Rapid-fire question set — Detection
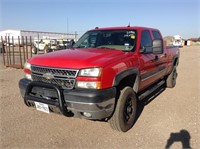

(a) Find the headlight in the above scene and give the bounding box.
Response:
[24,62,32,80]
[79,68,102,77]
[76,81,101,89]
[24,62,31,70]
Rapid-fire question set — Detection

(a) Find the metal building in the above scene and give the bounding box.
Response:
[0,29,78,42]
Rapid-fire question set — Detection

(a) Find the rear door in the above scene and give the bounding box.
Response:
[152,30,168,78]
[139,30,163,90]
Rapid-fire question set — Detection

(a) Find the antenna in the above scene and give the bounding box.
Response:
[127,22,130,27]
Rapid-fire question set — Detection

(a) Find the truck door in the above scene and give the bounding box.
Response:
[152,30,168,79]
[139,30,162,90]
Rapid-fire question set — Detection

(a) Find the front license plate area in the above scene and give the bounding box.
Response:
[34,102,50,113]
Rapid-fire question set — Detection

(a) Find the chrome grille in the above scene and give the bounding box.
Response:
[31,65,78,89]
[31,66,78,77]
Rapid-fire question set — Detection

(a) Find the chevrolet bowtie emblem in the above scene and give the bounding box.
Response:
[43,73,54,80]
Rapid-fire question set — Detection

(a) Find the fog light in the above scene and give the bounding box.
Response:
[25,73,32,80]
[83,112,92,118]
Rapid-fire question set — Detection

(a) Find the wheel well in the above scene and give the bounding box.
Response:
[117,74,137,91]
[114,74,138,107]
[173,58,179,66]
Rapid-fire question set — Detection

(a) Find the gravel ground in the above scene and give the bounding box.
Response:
[0,46,199,149]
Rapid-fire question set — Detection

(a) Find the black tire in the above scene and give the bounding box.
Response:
[44,46,51,53]
[109,87,137,132]
[32,47,37,54]
[166,67,177,88]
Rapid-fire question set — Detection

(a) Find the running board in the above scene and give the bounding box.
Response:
[138,80,165,100]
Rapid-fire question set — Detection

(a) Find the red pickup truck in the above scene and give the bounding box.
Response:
[19,26,179,132]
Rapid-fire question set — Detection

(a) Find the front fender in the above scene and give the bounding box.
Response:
[112,68,139,93]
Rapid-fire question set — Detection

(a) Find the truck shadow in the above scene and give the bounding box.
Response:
[165,129,192,149]
[135,84,166,124]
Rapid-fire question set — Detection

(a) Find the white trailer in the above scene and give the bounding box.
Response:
[173,35,183,47]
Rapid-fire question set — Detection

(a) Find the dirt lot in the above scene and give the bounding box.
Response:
[0,46,199,149]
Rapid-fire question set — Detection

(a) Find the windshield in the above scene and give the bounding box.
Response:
[73,30,136,51]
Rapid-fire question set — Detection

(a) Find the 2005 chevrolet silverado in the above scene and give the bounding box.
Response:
[19,26,179,132]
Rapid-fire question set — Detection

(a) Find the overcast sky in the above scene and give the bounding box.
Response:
[0,0,199,39]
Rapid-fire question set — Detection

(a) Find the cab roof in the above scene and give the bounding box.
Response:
[90,26,159,31]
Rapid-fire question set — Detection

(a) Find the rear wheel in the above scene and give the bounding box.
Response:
[109,87,137,132]
[166,67,177,88]
[44,46,51,53]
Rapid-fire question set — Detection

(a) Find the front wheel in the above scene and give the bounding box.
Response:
[109,87,137,132]
[32,47,37,54]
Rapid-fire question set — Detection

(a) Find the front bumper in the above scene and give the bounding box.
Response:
[19,78,116,120]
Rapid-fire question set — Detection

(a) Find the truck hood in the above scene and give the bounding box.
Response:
[29,48,127,69]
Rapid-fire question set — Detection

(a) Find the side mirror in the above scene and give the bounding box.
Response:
[153,39,163,54]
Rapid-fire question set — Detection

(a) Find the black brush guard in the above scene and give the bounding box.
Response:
[24,81,69,116]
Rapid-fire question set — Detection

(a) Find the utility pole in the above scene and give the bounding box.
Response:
[75,31,77,41]
[67,17,69,39]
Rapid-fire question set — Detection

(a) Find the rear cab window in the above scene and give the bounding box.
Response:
[152,30,162,40]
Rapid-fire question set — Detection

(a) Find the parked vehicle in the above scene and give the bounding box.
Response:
[32,39,50,54]
[57,39,70,47]
[173,35,183,47]
[32,39,74,54]
[19,26,179,132]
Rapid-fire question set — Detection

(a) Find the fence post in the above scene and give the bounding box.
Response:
[22,36,25,63]
[8,36,12,65]
[30,36,32,58]
[5,36,9,66]
[12,36,15,65]
[25,36,28,59]
[18,36,23,69]
[1,36,5,66]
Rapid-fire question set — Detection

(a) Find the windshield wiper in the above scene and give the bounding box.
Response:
[97,46,117,50]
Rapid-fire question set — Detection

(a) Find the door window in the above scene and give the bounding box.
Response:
[140,30,152,53]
